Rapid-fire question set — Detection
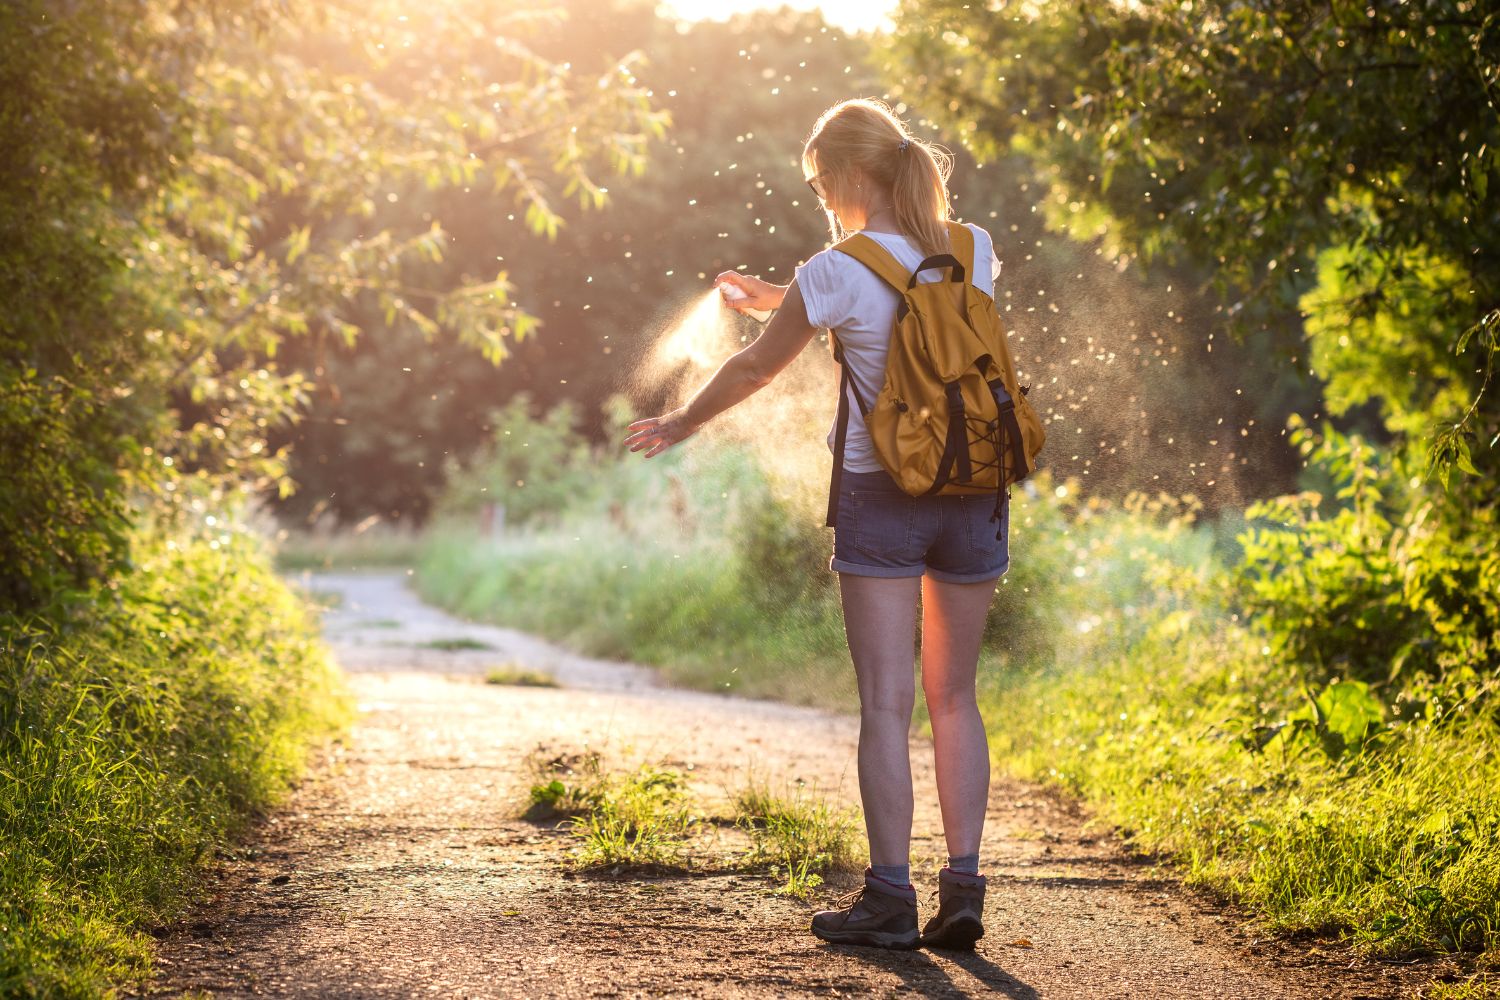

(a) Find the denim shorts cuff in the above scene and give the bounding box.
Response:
[828,556,926,579]
[925,560,1010,584]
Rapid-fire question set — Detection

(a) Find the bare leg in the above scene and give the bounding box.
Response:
[919,575,996,861]
[838,573,920,869]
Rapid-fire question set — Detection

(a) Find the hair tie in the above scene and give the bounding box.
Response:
[898,137,911,152]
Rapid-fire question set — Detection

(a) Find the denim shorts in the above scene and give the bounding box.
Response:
[830,469,1011,583]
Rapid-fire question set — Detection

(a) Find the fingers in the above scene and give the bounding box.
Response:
[624,412,695,458]
[623,429,658,452]
[623,416,669,456]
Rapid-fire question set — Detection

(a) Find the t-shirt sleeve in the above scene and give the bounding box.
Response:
[964,222,1002,296]
[794,249,861,330]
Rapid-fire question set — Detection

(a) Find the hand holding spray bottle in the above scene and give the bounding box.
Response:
[717,280,773,323]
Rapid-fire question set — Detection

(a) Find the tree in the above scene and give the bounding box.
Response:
[270,2,1310,524]
[0,0,666,610]
[880,0,1498,479]
[879,0,1500,683]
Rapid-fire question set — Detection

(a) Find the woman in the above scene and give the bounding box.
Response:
[623,98,1002,952]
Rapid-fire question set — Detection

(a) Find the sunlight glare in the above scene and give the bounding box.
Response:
[656,0,897,34]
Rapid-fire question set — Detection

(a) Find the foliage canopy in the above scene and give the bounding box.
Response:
[0,0,666,610]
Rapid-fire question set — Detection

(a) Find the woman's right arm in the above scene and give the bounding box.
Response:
[714,270,786,315]
[624,280,818,458]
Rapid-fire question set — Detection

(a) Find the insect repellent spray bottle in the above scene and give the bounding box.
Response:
[718,281,773,323]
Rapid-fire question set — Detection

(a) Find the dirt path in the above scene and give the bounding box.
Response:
[144,571,1447,999]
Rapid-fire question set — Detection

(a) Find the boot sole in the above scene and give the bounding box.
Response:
[811,925,921,950]
[919,915,984,951]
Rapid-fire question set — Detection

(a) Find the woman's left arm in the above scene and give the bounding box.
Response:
[625,280,819,458]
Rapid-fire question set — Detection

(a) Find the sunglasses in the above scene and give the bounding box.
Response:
[805,172,828,199]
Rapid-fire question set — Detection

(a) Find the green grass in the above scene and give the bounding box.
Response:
[570,764,697,871]
[484,664,558,687]
[273,522,427,571]
[525,751,858,889]
[0,521,348,998]
[523,748,607,820]
[421,636,495,652]
[523,750,696,870]
[733,779,861,898]
[981,581,1500,963]
[1428,971,1500,999]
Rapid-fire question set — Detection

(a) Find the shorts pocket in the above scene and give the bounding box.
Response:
[847,491,917,560]
[960,494,1008,555]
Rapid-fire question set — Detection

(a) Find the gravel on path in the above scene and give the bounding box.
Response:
[142,571,1449,999]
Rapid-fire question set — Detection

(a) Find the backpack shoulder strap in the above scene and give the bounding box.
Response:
[832,234,911,294]
[946,221,977,279]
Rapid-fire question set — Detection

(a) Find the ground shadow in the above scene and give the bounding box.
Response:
[820,943,1041,999]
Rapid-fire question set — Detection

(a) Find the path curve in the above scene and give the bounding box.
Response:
[142,571,1442,999]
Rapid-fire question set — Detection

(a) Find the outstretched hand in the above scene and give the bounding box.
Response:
[624,409,700,459]
[715,271,784,315]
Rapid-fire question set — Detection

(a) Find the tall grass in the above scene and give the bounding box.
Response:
[989,613,1500,957]
[417,432,854,706]
[0,521,348,997]
[978,491,1500,960]
[271,520,427,571]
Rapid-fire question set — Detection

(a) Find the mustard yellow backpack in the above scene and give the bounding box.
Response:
[826,221,1046,538]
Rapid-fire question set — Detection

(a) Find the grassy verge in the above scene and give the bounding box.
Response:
[985,612,1500,959]
[523,749,858,894]
[0,521,348,997]
[416,442,855,708]
[272,521,426,572]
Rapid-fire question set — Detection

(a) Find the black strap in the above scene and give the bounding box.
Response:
[923,381,969,495]
[826,338,869,529]
[949,383,972,483]
[908,254,966,288]
[989,378,1030,484]
[897,254,969,324]
[991,408,1009,539]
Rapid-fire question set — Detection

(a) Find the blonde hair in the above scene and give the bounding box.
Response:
[802,98,954,258]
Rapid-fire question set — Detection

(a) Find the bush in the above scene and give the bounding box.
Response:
[986,551,1500,958]
[435,394,595,528]
[1240,418,1500,693]
[0,520,347,997]
[416,396,855,703]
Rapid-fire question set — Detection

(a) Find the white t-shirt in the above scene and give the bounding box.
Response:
[795,223,1002,473]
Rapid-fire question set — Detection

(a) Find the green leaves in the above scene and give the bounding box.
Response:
[1427,308,1499,491]
[3,0,670,608]
[1241,418,1500,689]
[1238,679,1388,763]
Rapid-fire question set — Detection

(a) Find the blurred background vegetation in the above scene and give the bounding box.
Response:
[2,0,1497,995]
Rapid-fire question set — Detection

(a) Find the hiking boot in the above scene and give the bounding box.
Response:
[810,869,920,949]
[920,867,986,950]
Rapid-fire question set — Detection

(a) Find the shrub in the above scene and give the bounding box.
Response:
[1240,418,1500,693]
[0,520,347,996]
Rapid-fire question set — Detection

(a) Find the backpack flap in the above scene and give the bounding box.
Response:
[828,224,1047,509]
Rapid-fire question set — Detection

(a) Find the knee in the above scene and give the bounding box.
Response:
[923,680,978,719]
[860,683,916,722]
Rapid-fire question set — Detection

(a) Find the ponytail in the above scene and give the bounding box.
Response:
[892,137,954,259]
[803,99,954,258]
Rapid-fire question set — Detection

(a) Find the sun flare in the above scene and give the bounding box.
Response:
[656,0,896,34]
